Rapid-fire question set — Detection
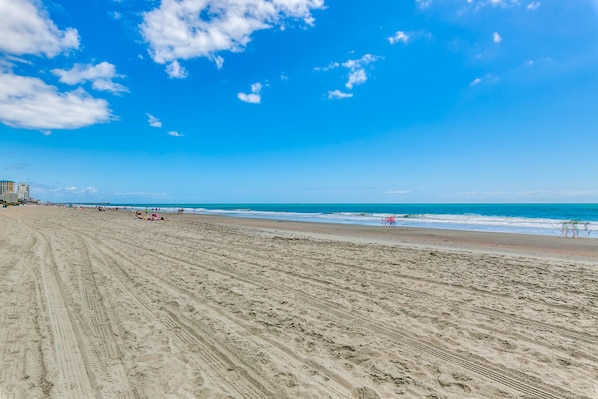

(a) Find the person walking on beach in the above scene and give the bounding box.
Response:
[572,221,579,238]
[560,222,570,238]
[583,222,591,238]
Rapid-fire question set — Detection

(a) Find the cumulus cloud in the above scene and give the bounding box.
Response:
[342,54,382,89]
[316,54,382,96]
[167,130,184,137]
[327,89,353,100]
[147,113,162,128]
[237,82,262,104]
[470,77,482,86]
[342,54,381,70]
[493,32,502,43]
[0,0,79,57]
[345,69,367,89]
[140,0,325,74]
[51,62,128,94]
[389,31,409,44]
[165,60,188,79]
[0,72,111,130]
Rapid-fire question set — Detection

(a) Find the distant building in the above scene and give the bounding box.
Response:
[17,183,30,201]
[0,180,15,194]
[0,181,33,204]
[1,193,18,203]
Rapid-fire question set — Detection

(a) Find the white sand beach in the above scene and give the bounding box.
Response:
[1,205,597,399]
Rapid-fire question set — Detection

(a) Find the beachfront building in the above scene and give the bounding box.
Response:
[1,193,18,204]
[17,183,30,202]
[0,180,15,195]
[1,180,33,204]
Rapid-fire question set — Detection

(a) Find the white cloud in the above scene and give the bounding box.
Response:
[167,130,184,137]
[237,82,262,104]
[51,62,128,94]
[316,54,381,95]
[327,89,353,100]
[211,55,224,69]
[165,60,188,79]
[527,2,540,10]
[147,113,162,128]
[342,54,381,90]
[4,55,33,66]
[0,0,79,57]
[469,74,497,86]
[0,72,111,130]
[0,56,32,72]
[140,0,325,71]
[493,32,502,43]
[342,54,381,70]
[464,0,520,10]
[313,61,340,72]
[345,69,367,89]
[389,31,409,45]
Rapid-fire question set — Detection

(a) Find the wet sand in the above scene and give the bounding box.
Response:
[1,205,597,398]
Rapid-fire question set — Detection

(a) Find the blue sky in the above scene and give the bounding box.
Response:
[1,0,597,203]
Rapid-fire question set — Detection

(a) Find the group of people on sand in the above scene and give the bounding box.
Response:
[135,210,166,221]
[560,221,591,238]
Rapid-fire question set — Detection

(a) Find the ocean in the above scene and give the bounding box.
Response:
[95,203,598,238]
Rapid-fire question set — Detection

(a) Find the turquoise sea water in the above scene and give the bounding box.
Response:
[92,203,598,238]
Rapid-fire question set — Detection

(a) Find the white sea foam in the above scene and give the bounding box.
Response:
[167,208,596,237]
[87,204,597,238]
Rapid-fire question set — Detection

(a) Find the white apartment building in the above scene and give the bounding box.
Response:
[1,181,32,203]
[17,183,30,201]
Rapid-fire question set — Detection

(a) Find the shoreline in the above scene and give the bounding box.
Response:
[169,210,598,264]
[71,202,598,239]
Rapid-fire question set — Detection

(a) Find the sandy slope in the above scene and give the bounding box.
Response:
[1,206,597,399]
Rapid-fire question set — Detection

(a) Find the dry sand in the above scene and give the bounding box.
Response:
[1,205,597,399]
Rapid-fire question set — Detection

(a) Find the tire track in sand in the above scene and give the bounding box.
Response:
[0,230,41,399]
[66,223,362,399]
[80,226,586,399]
[20,222,98,399]
[45,214,593,399]
[103,227,598,353]
[198,236,598,348]
[80,231,283,399]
